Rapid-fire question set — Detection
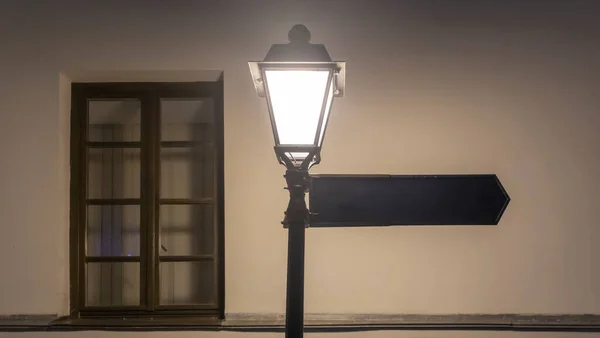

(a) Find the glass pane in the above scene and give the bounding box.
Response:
[317,79,335,147]
[161,99,214,142]
[264,69,330,145]
[87,205,140,257]
[161,146,214,199]
[88,99,141,142]
[159,205,213,256]
[87,148,140,199]
[86,262,140,306]
[160,261,214,305]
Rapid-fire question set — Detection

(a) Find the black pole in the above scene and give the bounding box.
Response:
[283,168,310,338]
[285,214,305,338]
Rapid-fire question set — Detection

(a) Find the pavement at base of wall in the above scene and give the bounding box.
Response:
[2,313,600,332]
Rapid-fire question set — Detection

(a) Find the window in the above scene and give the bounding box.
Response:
[69,81,224,320]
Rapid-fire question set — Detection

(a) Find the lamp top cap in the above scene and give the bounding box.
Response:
[288,24,311,44]
[262,24,331,62]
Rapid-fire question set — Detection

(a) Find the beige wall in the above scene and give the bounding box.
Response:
[0,0,599,320]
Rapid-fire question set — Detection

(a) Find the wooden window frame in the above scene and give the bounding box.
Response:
[69,80,225,321]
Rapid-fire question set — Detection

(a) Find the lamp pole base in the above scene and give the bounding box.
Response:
[285,218,306,338]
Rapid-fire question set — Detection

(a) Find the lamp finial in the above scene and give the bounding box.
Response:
[288,24,311,44]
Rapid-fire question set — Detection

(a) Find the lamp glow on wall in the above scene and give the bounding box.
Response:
[249,24,346,169]
[249,24,346,338]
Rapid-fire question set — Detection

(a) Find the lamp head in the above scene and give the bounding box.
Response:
[249,25,346,169]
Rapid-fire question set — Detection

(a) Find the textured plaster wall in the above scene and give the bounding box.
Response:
[0,0,599,318]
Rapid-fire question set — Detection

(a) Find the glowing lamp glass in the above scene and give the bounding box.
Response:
[264,69,334,161]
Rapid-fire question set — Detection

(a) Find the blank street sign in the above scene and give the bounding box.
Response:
[308,174,510,227]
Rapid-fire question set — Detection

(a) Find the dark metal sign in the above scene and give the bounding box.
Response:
[308,174,510,227]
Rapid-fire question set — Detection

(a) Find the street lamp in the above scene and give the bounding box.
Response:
[249,24,345,338]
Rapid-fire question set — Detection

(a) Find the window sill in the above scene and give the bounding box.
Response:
[52,315,223,329]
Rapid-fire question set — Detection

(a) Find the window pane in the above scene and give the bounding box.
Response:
[87,148,140,199]
[160,146,214,199]
[86,262,140,306]
[87,205,140,257]
[161,99,214,142]
[159,205,213,256]
[160,261,214,305]
[88,99,141,142]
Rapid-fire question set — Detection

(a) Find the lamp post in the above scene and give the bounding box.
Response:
[249,24,346,338]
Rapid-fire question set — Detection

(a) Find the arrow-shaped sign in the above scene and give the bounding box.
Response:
[308,174,510,227]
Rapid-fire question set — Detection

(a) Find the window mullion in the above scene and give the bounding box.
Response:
[151,92,162,310]
[140,92,160,310]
